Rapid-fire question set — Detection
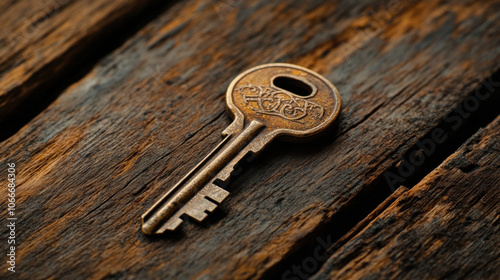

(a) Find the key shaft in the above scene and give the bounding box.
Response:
[142,120,265,234]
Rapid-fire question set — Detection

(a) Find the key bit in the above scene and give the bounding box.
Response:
[141,63,341,234]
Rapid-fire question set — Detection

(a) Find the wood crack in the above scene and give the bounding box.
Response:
[262,70,500,280]
[0,0,179,143]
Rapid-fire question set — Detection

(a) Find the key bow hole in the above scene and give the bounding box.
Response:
[271,74,316,97]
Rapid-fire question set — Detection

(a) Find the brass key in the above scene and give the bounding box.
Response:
[141,63,341,234]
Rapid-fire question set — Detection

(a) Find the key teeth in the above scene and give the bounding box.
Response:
[142,216,183,235]
[186,197,215,222]
[159,217,183,233]
[202,184,230,203]
[183,184,229,223]
[142,184,230,234]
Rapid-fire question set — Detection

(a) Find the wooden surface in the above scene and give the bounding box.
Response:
[0,0,499,279]
[312,115,500,280]
[0,0,168,140]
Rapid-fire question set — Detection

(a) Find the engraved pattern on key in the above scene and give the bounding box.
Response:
[141,63,341,234]
[237,84,325,122]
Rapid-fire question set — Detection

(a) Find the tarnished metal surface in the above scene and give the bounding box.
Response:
[141,63,341,234]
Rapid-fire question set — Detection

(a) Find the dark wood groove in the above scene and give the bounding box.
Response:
[263,70,500,279]
[0,0,178,143]
[0,1,499,279]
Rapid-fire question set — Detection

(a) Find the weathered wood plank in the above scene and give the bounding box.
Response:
[0,0,170,139]
[0,0,499,279]
[311,115,500,280]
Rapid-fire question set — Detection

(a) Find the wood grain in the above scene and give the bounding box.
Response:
[0,0,499,279]
[311,115,500,280]
[0,0,169,139]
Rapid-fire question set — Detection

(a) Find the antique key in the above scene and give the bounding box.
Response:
[141,63,341,234]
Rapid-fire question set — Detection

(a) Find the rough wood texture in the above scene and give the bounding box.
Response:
[0,0,167,137]
[312,115,500,280]
[0,0,499,279]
